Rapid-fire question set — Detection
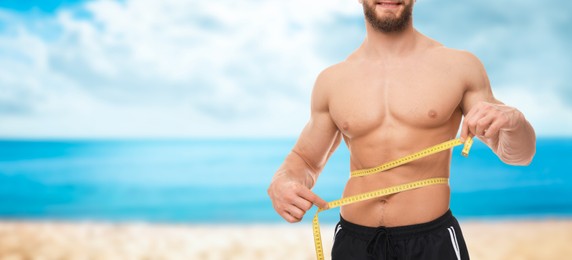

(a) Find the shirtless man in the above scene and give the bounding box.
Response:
[267,0,536,259]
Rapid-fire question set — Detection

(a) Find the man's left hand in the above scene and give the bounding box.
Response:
[460,101,524,142]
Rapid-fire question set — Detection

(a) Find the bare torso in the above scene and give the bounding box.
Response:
[327,37,466,227]
[268,3,534,232]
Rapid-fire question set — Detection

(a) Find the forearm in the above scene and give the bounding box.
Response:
[272,132,341,189]
[272,151,320,189]
[495,112,536,165]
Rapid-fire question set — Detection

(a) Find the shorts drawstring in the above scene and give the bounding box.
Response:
[366,226,394,259]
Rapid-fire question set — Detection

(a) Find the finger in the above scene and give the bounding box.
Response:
[282,210,300,223]
[461,104,481,140]
[292,196,314,212]
[460,120,476,141]
[460,117,470,141]
[285,205,305,221]
[465,103,482,119]
[475,115,494,137]
[297,188,329,209]
[484,118,504,139]
[466,108,487,138]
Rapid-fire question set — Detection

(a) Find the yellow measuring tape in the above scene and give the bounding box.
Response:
[312,137,474,260]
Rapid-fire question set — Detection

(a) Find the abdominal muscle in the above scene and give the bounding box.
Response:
[339,152,453,228]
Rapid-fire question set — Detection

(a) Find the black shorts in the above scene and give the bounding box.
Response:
[331,210,469,260]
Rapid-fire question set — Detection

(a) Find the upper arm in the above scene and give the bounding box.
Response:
[459,51,502,115]
[291,67,341,173]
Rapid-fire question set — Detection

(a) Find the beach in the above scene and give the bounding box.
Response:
[1,219,571,260]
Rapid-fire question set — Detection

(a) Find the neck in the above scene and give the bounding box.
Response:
[361,21,419,59]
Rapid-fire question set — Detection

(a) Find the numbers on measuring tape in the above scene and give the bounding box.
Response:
[350,139,470,177]
[311,137,474,260]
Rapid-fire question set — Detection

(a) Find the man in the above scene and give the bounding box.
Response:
[267,0,536,259]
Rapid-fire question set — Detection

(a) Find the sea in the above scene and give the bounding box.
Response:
[0,138,570,224]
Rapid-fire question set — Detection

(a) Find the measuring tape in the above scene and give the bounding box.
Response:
[312,136,474,260]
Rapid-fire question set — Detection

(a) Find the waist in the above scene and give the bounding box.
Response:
[338,209,456,241]
[340,180,451,227]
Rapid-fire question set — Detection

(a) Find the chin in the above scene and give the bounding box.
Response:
[377,12,398,19]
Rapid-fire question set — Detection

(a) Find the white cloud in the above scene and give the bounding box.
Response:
[0,0,570,138]
[0,0,362,138]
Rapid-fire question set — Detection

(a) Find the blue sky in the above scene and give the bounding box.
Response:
[0,0,570,138]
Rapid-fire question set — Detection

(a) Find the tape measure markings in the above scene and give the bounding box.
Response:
[351,139,466,177]
[312,137,474,260]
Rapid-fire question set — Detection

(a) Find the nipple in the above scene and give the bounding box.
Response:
[341,122,350,131]
[428,109,438,119]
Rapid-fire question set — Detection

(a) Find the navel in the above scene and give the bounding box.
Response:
[428,109,438,119]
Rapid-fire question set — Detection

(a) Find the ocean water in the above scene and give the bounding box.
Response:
[0,138,570,224]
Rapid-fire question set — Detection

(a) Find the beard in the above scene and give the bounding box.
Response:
[363,1,413,33]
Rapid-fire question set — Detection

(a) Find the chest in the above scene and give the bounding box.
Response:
[328,65,464,138]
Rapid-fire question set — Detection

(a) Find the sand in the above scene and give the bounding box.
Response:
[0,219,571,260]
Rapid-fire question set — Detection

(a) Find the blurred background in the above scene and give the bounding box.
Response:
[0,0,571,259]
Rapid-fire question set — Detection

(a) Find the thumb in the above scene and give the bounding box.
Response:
[460,118,470,142]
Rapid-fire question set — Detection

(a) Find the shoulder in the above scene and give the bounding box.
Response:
[310,61,354,111]
[316,61,352,81]
[415,33,485,73]
[310,63,342,110]
[313,61,354,92]
[429,46,484,69]
[429,47,489,87]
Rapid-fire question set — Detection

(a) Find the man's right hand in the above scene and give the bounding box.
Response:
[267,176,329,223]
